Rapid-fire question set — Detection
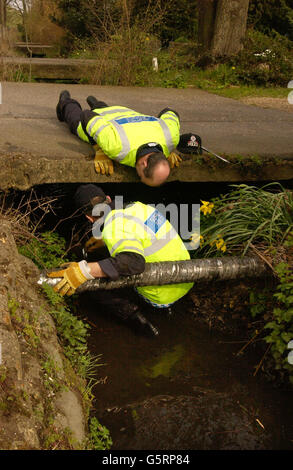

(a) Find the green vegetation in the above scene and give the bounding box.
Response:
[63,31,291,103]
[18,231,70,270]
[194,183,293,257]
[53,0,198,47]
[87,417,113,450]
[264,257,293,384]
[3,0,292,98]
[66,26,292,90]
[41,355,65,394]
[8,296,41,349]
[191,183,293,385]
[18,231,92,379]
[230,29,293,87]
[41,283,98,382]
[248,0,293,42]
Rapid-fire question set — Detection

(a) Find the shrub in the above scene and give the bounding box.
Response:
[87,417,112,450]
[230,29,293,86]
[18,231,70,270]
[84,26,160,86]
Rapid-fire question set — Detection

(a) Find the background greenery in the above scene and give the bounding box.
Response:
[191,183,293,385]
[3,0,293,90]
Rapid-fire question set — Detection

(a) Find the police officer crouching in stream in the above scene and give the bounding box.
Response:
[48,184,194,337]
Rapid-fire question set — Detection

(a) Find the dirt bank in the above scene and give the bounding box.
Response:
[0,218,87,449]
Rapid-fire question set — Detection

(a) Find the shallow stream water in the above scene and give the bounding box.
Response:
[81,298,293,450]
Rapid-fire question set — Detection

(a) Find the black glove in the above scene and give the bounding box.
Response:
[177,133,202,155]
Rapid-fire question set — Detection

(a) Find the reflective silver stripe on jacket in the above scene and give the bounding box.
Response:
[87,114,131,152]
[109,238,144,256]
[143,226,178,256]
[87,115,130,159]
[104,212,154,237]
[109,120,131,162]
[104,211,178,257]
[93,124,111,141]
[87,116,101,134]
[99,108,132,116]
[163,111,179,124]
[109,116,176,162]
[89,110,175,161]
[87,116,110,140]
[159,119,176,153]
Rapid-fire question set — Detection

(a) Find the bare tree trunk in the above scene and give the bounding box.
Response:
[197,0,249,61]
[211,0,249,56]
[75,257,271,293]
[197,0,218,53]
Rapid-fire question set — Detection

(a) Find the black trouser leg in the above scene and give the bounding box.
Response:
[79,288,160,336]
[92,100,108,108]
[99,289,140,320]
[79,288,140,320]
[59,96,109,136]
[61,98,83,136]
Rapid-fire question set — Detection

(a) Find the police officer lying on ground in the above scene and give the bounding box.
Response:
[48,184,194,336]
[56,91,198,187]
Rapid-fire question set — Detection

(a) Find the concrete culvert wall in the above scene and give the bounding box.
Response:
[1,152,293,191]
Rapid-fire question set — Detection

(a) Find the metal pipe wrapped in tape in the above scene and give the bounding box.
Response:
[76,257,270,293]
[38,272,62,287]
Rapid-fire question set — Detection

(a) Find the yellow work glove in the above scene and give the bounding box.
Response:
[47,260,94,296]
[93,146,114,175]
[84,236,104,253]
[168,152,183,168]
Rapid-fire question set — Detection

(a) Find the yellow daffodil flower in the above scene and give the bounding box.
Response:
[200,200,214,216]
[215,238,225,250]
[220,244,227,253]
[210,236,227,252]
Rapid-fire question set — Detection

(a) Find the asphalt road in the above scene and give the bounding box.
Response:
[1,82,293,161]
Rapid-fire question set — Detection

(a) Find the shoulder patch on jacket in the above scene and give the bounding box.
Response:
[115,116,158,125]
[144,209,166,234]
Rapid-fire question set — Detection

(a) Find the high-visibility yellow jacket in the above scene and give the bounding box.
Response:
[77,106,180,167]
[101,201,194,306]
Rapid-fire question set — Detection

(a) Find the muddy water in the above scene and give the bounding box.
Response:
[81,298,293,450]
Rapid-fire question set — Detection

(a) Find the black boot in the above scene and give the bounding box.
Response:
[86,95,100,111]
[56,90,71,122]
[128,311,159,337]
